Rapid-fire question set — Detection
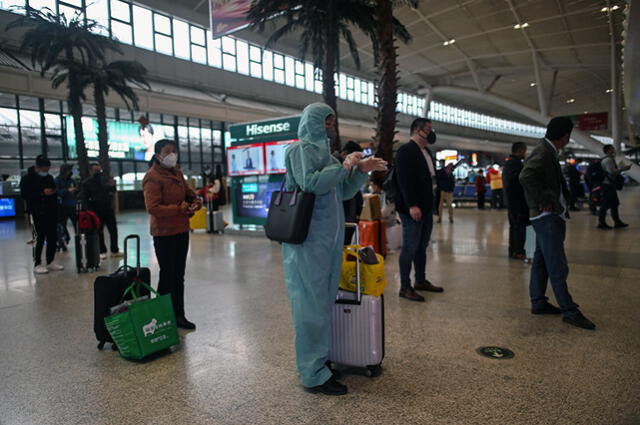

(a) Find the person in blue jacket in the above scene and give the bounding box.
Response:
[282,102,387,395]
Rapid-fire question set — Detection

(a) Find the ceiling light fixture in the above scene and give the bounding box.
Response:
[606,88,613,93]
[443,39,456,46]
[530,82,536,87]
[601,5,620,12]
[514,22,529,29]
[566,98,575,103]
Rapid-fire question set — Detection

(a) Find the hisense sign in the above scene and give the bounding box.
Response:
[246,122,291,136]
[230,116,300,142]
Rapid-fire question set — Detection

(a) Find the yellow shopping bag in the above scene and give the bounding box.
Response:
[339,245,387,297]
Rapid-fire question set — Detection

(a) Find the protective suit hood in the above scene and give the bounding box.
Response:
[297,102,335,152]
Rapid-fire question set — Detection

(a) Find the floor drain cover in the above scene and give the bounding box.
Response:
[477,346,514,359]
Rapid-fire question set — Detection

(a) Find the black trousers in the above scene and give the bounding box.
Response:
[58,205,76,243]
[477,192,485,209]
[33,214,57,266]
[598,184,621,224]
[96,208,119,254]
[492,189,504,209]
[508,210,527,256]
[153,232,190,318]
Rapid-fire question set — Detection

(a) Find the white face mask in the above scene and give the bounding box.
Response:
[160,153,178,168]
[37,171,48,177]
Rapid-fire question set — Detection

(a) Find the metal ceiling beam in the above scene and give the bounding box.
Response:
[397,6,609,62]
[414,43,611,74]
[192,0,207,12]
[505,0,547,116]
[485,75,501,92]
[410,8,483,92]
[444,63,610,79]
[547,69,558,115]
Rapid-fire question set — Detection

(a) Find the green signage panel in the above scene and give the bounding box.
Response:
[229,116,300,145]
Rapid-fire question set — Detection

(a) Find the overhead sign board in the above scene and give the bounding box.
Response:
[229,116,300,143]
[209,0,252,38]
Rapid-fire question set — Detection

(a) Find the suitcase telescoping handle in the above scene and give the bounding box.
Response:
[123,234,141,277]
[337,223,361,305]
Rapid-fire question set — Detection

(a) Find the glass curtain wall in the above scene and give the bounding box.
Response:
[0,92,226,191]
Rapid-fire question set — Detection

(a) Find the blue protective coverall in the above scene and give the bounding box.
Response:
[282,103,369,387]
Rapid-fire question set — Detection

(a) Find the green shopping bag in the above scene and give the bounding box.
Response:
[104,280,180,360]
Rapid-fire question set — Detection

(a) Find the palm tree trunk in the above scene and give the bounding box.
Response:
[69,91,89,180]
[94,85,111,179]
[65,47,89,180]
[374,0,397,164]
[323,0,341,153]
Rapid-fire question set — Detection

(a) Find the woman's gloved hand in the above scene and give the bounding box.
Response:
[357,157,388,173]
[343,152,363,170]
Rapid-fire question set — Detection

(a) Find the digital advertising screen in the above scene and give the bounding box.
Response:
[227,143,265,176]
[264,139,296,174]
[235,181,282,219]
[0,197,16,218]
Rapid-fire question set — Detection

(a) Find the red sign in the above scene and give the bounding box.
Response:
[578,112,608,131]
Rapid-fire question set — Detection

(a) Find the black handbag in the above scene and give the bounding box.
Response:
[265,179,315,244]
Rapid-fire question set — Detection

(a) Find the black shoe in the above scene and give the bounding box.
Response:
[414,280,444,292]
[562,312,596,330]
[531,302,562,315]
[304,376,348,396]
[177,317,196,330]
[325,361,342,380]
[399,287,425,302]
[597,223,613,230]
[614,222,629,228]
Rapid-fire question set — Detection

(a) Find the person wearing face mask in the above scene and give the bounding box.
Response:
[55,163,78,251]
[81,163,122,259]
[142,139,202,330]
[394,118,444,303]
[282,103,387,395]
[20,155,64,274]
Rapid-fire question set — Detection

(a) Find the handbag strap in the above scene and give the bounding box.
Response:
[120,278,160,303]
[274,177,302,207]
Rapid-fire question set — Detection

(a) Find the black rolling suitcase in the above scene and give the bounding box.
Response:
[75,203,101,273]
[94,234,151,350]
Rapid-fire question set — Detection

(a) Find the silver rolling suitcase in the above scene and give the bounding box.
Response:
[206,199,225,234]
[329,223,385,377]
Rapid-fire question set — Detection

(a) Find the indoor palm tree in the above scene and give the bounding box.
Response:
[7,7,120,179]
[373,0,415,163]
[86,60,149,179]
[248,0,378,152]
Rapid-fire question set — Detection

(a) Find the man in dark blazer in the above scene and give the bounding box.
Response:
[395,118,443,302]
[503,142,529,260]
[519,117,595,330]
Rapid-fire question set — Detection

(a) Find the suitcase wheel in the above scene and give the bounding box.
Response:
[365,365,382,378]
[97,341,106,350]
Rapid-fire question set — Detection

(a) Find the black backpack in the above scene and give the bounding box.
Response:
[382,166,398,204]
[586,160,605,187]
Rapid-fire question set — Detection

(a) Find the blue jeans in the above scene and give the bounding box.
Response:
[530,215,579,316]
[399,212,433,290]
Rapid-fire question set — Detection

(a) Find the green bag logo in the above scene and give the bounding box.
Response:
[143,318,158,336]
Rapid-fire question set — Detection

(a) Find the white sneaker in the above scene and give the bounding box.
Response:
[47,263,65,271]
[34,265,49,274]
[100,253,108,260]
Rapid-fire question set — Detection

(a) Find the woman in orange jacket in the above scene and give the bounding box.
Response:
[142,139,202,329]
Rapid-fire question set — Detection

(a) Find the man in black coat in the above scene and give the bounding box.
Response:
[503,142,529,260]
[81,163,122,258]
[395,118,443,302]
[20,155,64,274]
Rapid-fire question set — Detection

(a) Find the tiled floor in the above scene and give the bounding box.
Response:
[1,189,639,425]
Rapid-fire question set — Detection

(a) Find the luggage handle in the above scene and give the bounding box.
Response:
[338,223,361,305]
[123,234,141,276]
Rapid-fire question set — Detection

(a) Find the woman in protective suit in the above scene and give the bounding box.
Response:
[283,103,387,395]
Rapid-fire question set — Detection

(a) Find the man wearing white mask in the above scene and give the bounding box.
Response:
[20,155,64,274]
[142,139,202,329]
